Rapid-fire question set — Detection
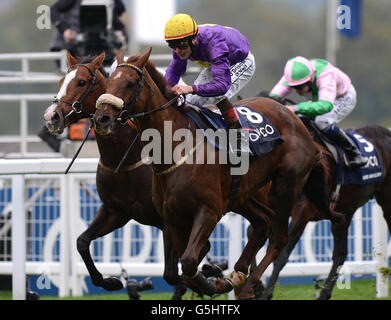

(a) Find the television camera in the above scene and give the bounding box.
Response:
[77,0,126,66]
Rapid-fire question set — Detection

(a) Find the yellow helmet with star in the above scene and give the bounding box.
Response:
[164,13,198,41]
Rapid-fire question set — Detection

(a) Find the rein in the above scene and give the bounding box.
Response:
[53,64,102,119]
[108,63,183,124]
[64,120,94,174]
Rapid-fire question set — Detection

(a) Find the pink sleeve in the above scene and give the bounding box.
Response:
[270,75,292,99]
[316,70,337,103]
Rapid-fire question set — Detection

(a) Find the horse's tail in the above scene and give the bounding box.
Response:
[304,143,345,224]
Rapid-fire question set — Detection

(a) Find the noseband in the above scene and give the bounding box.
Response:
[53,64,102,119]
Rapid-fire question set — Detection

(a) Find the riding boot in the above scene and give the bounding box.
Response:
[216,98,253,156]
[322,125,367,168]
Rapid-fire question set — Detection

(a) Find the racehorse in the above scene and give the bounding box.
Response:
[257,93,391,300]
[43,51,190,299]
[92,48,341,299]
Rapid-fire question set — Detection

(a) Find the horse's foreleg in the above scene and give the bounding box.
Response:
[238,169,303,299]
[233,196,274,275]
[318,214,353,300]
[77,205,129,291]
[180,206,219,296]
[262,198,313,299]
[161,225,188,300]
[238,218,289,299]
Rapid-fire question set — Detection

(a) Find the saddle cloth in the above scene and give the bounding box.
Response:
[331,130,383,185]
[181,104,284,158]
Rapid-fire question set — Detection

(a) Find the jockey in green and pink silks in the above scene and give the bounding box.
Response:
[270,56,367,168]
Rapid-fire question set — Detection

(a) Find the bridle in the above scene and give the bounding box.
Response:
[115,63,146,124]
[53,64,103,119]
[111,63,183,125]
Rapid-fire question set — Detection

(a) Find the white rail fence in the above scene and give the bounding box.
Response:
[0,51,188,157]
[0,158,389,300]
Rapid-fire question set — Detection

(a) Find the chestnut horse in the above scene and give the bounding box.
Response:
[257,94,391,300]
[93,48,340,299]
[43,51,190,299]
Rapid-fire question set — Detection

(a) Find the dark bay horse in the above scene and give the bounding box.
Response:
[258,94,391,300]
[43,51,189,299]
[92,48,341,299]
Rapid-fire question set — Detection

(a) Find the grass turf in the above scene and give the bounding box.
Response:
[1,279,389,300]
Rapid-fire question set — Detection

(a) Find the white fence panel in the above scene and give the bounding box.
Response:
[0,158,389,300]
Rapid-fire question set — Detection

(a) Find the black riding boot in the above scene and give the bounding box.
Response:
[324,125,367,168]
[216,98,253,156]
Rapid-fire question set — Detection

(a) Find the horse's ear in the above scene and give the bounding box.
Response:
[136,47,152,68]
[117,48,125,64]
[66,51,78,67]
[90,51,105,70]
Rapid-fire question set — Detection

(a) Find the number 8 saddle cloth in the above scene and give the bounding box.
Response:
[180,103,284,158]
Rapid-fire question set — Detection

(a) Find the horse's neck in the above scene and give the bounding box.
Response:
[95,125,142,169]
[137,73,189,136]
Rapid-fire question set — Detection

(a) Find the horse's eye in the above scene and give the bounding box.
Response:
[127,82,135,89]
[78,80,86,87]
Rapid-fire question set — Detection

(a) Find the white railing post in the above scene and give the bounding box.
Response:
[228,213,242,300]
[59,175,70,297]
[69,175,83,296]
[21,57,29,80]
[372,201,389,298]
[12,175,26,300]
[353,207,363,261]
[20,98,28,155]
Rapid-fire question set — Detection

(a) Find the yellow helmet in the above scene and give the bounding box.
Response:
[164,13,198,41]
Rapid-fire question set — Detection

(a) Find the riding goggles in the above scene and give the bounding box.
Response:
[167,39,190,50]
[292,82,311,90]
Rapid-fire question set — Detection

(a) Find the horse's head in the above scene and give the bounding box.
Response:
[93,48,152,136]
[43,51,106,134]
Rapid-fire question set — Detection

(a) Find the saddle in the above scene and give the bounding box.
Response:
[180,103,284,158]
[298,116,383,186]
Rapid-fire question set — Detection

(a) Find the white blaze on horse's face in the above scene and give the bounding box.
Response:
[44,70,78,122]
[113,71,122,80]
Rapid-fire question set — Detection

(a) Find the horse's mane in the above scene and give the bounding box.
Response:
[78,55,108,78]
[126,54,176,101]
[145,59,176,101]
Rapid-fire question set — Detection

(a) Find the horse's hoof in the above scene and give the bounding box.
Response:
[201,263,223,278]
[317,293,331,300]
[171,284,187,300]
[102,277,124,291]
[214,278,233,294]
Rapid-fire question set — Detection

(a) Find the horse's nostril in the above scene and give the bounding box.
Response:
[52,112,60,122]
[98,115,111,125]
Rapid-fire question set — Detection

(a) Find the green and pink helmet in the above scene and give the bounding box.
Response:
[283,56,314,86]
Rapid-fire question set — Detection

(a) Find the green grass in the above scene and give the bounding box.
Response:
[1,279,389,300]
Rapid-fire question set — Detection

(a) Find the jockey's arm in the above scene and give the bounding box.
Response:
[165,52,187,87]
[295,72,337,116]
[270,75,292,100]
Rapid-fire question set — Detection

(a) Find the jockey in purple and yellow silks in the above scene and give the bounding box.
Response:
[270,56,366,168]
[164,13,256,156]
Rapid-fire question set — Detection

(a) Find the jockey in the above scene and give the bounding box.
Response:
[163,13,256,155]
[270,56,367,168]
